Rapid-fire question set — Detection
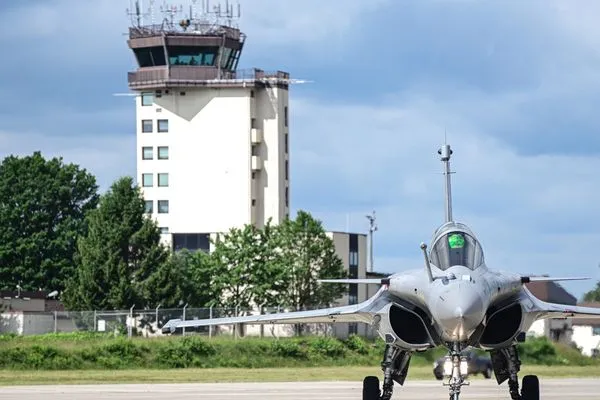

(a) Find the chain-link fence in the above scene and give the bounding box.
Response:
[0,306,378,339]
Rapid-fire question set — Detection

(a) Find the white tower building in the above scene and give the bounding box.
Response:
[124,2,376,339]
[126,6,290,251]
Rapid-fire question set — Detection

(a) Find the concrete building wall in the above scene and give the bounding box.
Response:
[572,325,600,356]
[326,231,373,338]
[136,86,289,248]
[527,319,546,337]
[0,298,46,312]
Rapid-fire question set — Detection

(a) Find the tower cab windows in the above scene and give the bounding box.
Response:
[430,230,484,271]
[134,46,167,67]
[167,46,218,66]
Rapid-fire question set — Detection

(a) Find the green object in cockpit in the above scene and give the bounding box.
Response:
[448,233,465,249]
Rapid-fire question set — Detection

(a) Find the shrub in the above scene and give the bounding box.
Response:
[0,333,597,370]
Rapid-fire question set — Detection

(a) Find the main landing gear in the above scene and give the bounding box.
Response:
[490,345,539,400]
[362,344,411,400]
[362,343,540,400]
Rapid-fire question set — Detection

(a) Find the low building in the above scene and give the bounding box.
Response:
[570,302,600,356]
[0,290,66,335]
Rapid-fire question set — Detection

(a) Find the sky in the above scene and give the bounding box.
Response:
[1,0,600,299]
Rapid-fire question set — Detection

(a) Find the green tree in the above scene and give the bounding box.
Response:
[582,282,600,302]
[0,152,99,293]
[210,221,285,313]
[63,176,169,310]
[275,210,348,311]
[142,248,217,309]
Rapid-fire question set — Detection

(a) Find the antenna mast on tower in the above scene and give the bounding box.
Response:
[127,0,153,27]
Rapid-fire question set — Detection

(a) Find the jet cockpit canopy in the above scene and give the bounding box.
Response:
[429,222,485,271]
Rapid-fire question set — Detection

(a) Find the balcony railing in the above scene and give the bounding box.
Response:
[128,67,291,89]
[128,23,245,41]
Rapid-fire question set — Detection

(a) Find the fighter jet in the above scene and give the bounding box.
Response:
[162,144,600,400]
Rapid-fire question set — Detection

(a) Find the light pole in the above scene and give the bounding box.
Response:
[366,210,377,273]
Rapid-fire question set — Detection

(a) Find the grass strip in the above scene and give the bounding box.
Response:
[1,365,600,386]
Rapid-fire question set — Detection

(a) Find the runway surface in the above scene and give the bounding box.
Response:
[0,379,598,399]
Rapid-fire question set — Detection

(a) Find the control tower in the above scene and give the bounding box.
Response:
[126,0,291,252]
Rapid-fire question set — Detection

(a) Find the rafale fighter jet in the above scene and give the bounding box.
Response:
[163,144,600,400]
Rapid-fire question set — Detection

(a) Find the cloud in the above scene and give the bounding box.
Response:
[289,79,600,298]
[239,0,391,50]
[0,128,135,193]
[2,0,600,300]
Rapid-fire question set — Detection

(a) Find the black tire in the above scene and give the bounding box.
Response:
[363,376,380,400]
[521,375,540,400]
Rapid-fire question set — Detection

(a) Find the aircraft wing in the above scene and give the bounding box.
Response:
[535,301,600,319]
[161,287,386,334]
[521,276,590,283]
[523,286,600,319]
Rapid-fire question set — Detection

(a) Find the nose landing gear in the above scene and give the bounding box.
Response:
[442,342,470,400]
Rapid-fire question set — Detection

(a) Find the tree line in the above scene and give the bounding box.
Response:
[0,152,347,311]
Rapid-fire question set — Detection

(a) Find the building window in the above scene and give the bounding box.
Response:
[142,119,153,133]
[159,227,169,234]
[251,172,256,179]
[172,233,210,252]
[284,106,288,127]
[141,92,153,106]
[285,160,288,180]
[349,284,358,305]
[349,323,358,335]
[251,199,256,206]
[157,119,169,132]
[251,118,257,129]
[250,90,255,98]
[285,187,289,207]
[158,173,169,187]
[142,173,153,187]
[144,200,153,214]
[251,145,259,156]
[158,146,169,160]
[593,327,600,336]
[142,147,153,160]
[285,133,288,153]
[158,200,169,213]
[349,250,358,267]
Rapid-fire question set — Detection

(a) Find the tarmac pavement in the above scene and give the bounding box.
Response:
[0,379,598,399]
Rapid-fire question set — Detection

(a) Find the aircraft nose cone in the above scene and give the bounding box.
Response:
[454,307,464,319]
[435,284,485,341]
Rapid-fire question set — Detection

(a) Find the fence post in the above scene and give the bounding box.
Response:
[260,305,264,338]
[54,310,57,334]
[234,305,239,340]
[128,304,135,338]
[182,303,188,336]
[93,310,97,332]
[209,306,213,339]
[155,304,161,333]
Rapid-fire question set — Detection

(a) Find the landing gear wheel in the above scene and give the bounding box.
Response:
[521,375,539,400]
[363,376,381,400]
